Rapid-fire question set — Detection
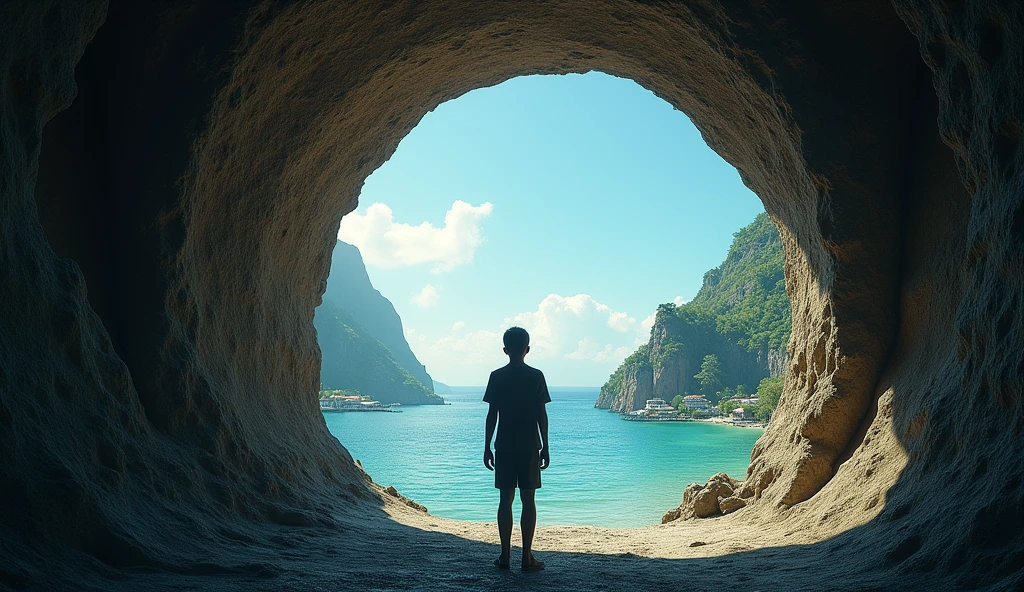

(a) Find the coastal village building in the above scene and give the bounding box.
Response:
[319,394,396,412]
[638,398,680,419]
[682,394,712,411]
[732,407,752,421]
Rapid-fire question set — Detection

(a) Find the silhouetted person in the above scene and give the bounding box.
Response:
[483,326,550,571]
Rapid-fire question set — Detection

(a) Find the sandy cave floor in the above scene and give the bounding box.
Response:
[102,493,896,592]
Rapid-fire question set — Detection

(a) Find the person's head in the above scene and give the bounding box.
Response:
[502,326,530,360]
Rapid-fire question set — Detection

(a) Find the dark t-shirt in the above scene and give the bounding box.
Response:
[483,362,551,452]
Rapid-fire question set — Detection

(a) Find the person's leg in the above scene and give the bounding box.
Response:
[519,487,543,569]
[496,488,515,566]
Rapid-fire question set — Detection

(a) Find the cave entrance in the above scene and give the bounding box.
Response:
[21,3,931,578]
[13,2,985,587]
[316,72,786,526]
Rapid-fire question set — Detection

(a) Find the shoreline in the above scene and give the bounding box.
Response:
[698,416,766,429]
[599,406,766,429]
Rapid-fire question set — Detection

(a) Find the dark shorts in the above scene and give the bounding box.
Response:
[494,448,541,490]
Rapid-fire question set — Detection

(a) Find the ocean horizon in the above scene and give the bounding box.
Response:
[323,387,762,528]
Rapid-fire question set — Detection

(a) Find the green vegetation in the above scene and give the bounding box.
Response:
[753,376,783,421]
[320,388,361,399]
[316,300,443,404]
[687,213,790,352]
[694,354,723,396]
[653,340,683,369]
[715,375,785,422]
[717,398,741,415]
[599,213,791,411]
[598,344,650,405]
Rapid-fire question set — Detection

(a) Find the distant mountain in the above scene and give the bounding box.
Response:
[314,240,442,405]
[432,380,453,394]
[596,213,790,412]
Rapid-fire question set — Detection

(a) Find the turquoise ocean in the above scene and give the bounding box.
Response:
[323,387,762,528]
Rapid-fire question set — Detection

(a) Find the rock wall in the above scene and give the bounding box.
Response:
[759,347,790,379]
[3,0,1023,588]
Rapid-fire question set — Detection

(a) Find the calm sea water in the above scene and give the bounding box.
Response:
[323,387,762,527]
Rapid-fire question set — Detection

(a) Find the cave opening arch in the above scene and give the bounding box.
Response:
[174,1,914,513]
[316,70,777,526]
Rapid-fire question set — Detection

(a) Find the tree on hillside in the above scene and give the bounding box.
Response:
[754,376,784,421]
[694,354,723,395]
[718,398,741,415]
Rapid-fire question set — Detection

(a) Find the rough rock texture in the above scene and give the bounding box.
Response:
[719,496,747,515]
[760,347,790,379]
[667,473,742,520]
[383,485,428,513]
[4,0,1024,589]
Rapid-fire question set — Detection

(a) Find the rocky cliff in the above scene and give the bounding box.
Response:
[597,214,789,412]
[315,241,441,404]
[315,301,441,405]
[322,241,434,390]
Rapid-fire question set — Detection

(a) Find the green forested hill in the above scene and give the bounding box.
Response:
[596,213,790,411]
[685,212,790,352]
[314,240,443,405]
[316,300,443,405]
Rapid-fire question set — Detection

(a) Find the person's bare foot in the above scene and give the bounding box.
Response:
[521,552,545,571]
[493,553,510,569]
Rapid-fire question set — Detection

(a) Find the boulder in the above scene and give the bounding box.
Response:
[719,496,747,515]
[692,488,723,518]
[681,483,704,507]
[685,473,737,518]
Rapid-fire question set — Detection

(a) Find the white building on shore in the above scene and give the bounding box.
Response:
[682,394,711,411]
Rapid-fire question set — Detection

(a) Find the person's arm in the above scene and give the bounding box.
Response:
[538,373,551,469]
[483,403,497,470]
[538,404,550,470]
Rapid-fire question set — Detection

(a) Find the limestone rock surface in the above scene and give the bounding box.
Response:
[719,496,747,515]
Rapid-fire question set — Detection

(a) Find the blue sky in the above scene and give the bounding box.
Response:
[337,72,764,386]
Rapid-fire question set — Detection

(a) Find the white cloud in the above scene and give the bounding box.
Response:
[403,326,426,343]
[607,311,635,332]
[673,295,686,306]
[338,200,493,272]
[428,329,506,367]
[566,338,632,362]
[410,293,649,385]
[503,294,636,361]
[636,313,657,346]
[411,284,440,308]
